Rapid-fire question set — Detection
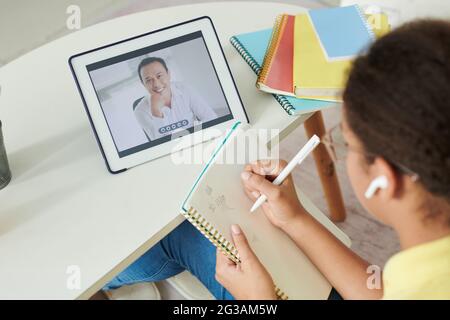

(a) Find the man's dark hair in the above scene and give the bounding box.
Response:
[343,20,450,207]
[138,57,168,82]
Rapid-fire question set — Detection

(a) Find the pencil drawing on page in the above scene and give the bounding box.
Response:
[204,184,235,213]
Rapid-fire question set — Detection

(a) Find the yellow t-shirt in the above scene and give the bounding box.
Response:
[383,234,450,299]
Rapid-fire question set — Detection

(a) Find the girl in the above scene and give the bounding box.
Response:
[104,19,450,299]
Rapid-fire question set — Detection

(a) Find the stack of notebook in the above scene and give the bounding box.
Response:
[230,5,390,111]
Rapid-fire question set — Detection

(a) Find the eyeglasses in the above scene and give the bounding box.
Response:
[321,123,419,181]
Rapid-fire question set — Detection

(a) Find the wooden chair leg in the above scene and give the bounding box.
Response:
[304,111,346,222]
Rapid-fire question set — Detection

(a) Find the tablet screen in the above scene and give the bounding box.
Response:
[86,31,233,158]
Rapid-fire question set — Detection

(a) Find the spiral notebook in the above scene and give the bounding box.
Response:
[181,122,351,300]
[293,6,387,100]
[308,5,375,61]
[256,14,295,96]
[230,30,335,115]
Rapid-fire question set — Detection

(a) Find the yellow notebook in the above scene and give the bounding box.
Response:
[293,14,351,101]
[293,13,390,102]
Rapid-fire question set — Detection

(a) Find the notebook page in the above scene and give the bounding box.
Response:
[187,131,350,299]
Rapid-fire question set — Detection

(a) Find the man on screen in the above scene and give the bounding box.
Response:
[134,57,218,140]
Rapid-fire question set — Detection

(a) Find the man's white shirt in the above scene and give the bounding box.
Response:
[134,82,218,140]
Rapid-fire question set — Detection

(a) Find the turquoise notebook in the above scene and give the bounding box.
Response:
[230,29,336,115]
[309,5,375,61]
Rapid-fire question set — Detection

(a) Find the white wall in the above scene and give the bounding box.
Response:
[341,0,450,27]
[0,0,328,66]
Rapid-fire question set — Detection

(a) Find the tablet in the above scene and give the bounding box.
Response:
[69,16,248,173]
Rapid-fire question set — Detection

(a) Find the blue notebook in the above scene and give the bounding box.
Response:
[230,29,335,115]
[308,5,375,61]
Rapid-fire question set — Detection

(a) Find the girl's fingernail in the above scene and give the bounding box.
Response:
[241,171,251,180]
[231,224,241,235]
[264,166,275,174]
[252,191,260,198]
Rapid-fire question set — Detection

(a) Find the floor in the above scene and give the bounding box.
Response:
[0,0,338,66]
[2,0,400,300]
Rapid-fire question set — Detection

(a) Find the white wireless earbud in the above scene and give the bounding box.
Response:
[364,176,388,199]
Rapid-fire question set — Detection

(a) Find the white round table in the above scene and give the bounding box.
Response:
[0,1,338,299]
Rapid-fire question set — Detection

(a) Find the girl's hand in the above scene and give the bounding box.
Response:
[215,224,277,300]
[241,159,307,230]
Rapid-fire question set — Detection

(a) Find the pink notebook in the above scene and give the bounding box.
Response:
[257,14,295,96]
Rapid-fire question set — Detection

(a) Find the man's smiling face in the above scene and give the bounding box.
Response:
[140,61,171,95]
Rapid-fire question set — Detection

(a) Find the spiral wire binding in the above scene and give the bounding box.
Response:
[230,36,295,116]
[182,206,289,300]
[257,14,285,85]
[229,36,262,75]
[183,206,240,263]
[355,5,376,41]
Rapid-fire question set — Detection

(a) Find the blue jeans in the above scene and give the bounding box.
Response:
[103,220,234,299]
[104,219,342,300]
